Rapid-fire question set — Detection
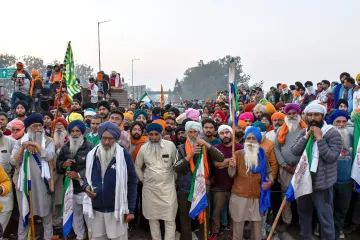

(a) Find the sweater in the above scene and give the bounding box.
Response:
[291,128,342,190]
[260,137,279,179]
[337,147,353,184]
[86,132,100,147]
[274,127,302,167]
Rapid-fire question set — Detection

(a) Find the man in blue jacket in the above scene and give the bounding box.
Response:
[83,122,137,240]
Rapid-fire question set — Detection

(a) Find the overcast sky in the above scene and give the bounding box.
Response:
[1,0,359,92]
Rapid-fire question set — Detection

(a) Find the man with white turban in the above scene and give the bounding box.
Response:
[292,102,342,239]
[253,104,267,121]
[135,123,178,240]
[174,121,225,240]
[82,122,137,240]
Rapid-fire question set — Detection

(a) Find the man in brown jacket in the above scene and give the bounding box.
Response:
[228,126,273,240]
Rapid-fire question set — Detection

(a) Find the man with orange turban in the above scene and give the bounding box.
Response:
[280,84,293,103]
[235,120,247,144]
[274,104,306,231]
[265,112,285,143]
[30,70,44,112]
[11,62,31,81]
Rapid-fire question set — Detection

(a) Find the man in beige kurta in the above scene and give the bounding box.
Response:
[135,123,178,240]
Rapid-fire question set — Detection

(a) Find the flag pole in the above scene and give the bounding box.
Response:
[231,91,236,157]
[28,167,36,240]
[51,78,63,138]
[203,208,208,240]
[267,197,287,240]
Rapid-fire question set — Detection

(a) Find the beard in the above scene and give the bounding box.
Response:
[204,131,213,137]
[85,119,91,125]
[187,136,198,146]
[336,126,349,149]
[149,141,161,156]
[124,125,130,131]
[16,112,26,118]
[69,135,84,157]
[221,137,232,145]
[28,129,44,145]
[131,133,141,140]
[178,136,186,144]
[285,115,301,133]
[235,131,244,139]
[98,143,116,172]
[165,126,173,132]
[54,130,67,147]
[100,113,108,119]
[308,120,324,129]
[244,142,260,174]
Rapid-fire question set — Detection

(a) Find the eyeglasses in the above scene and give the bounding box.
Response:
[101,136,115,142]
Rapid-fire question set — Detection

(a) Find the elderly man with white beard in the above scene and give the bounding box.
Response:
[174,121,224,240]
[10,113,56,240]
[135,123,178,240]
[56,120,93,239]
[82,122,137,240]
[329,110,353,239]
[228,126,273,240]
[0,127,16,233]
[274,103,307,232]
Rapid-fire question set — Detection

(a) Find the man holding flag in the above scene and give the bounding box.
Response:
[56,120,92,239]
[11,114,56,240]
[290,101,342,239]
[228,126,273,240]
[174,121,224,240]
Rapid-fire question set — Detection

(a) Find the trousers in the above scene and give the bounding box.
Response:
[211,191,230,233]
[149,219,176,240]
[333,183,352,239]
[73,192,88,239]
[232,221,261,240]
[18,211,53,240]
[297,187,335,240]
[0,210,12,233]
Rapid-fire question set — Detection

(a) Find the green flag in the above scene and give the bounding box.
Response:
[63,41,80,99]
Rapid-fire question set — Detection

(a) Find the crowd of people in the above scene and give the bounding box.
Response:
[0,67,359,240]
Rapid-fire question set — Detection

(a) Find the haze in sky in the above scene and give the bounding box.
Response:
[1,0,359,92]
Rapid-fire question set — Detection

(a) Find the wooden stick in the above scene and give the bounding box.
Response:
[51,79,63,138]
[231,92,236,158]
[203,208,208,240]
[267,197,287,240]
[28,189,36,240]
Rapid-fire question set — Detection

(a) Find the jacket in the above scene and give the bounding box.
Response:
[11,69,31,81]
[83,146,138,214]
[291,128,342,190]
[15,78,30,96]
[54,93,72,112]
[174,144,225,193]
[56,139,93,194]
[260,137,279,180]
[0,165,11,212]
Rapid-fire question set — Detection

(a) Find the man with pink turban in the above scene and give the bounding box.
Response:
[239,112,255,126]
[10,120,25,140]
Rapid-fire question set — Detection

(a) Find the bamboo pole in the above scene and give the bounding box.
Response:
[28,190,36,240]
[231,92,236,158]
[203,208,208,240]
[267,197,287,240]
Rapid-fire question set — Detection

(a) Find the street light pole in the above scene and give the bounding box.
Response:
[97,19,111,72]
[132,58,140,100]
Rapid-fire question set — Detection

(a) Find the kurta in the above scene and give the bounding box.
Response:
[11,138,55,217]
[135,139,178,221]
[0,136,16,212]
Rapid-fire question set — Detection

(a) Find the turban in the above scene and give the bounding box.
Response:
[176,112,187,125]
[43,111,54,121]
[152,107,161,115]
[275,102,285,110]
[98,122,121,141]
[69,112,84,123]
[84,108,96,117]
[24,113,44,129]
[218,125,232,134]
[68,120,86,134]
[252,121,267,132]
[185,108,200,121]
[97,101,111,112]
[244,103,255,112]
[12,120,24,129]
[238,120,247,128]
[163,112,169,119]
[134,110,148,121]
[330,110,349,124]
[31,69,39,76]
[168,107,180,117]
[129,121,145,132]
[304,102,327,115]
[239,112,254,122]
[259,99,268,105]
[213,110,226,123]
[55,117,69,129]
[244,126,262,143]
[185,121,202,133]
[281,84,288,89]
[265,102,276,115]
[153,119,166,130]
[14,100,29,112]
[111,71,117,75]
[271,112,285,121]
[253,104,267,114]
[175,125,185,134]
[123,112,133,121]
[146,123,163,134]
[356,73,360,82]
[284,103,301,115]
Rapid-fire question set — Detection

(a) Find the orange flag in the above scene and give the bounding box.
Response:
[160,84,165,108]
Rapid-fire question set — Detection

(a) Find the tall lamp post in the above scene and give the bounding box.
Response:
[132,58,140,100]
[98,19,111,71]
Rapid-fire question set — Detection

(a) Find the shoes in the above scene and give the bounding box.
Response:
[314,224,319,236]
[208,232,219,240]
[219,225,230,234]
[339,231,345,239]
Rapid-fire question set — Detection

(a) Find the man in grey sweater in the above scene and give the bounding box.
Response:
[291,102,342,240]
[274,103,306,232]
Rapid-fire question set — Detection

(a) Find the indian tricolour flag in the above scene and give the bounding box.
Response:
[139,92,153,107]
[351,115,360,192]
[18,150,31,227]
[61,167,74,237]
[188,147,208,224]
[285,134,314,201]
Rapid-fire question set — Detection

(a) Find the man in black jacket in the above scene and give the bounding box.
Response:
[56,120,93,240]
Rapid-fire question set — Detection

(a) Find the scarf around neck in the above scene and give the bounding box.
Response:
[185,139,209,179]
[131,136,148,162]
